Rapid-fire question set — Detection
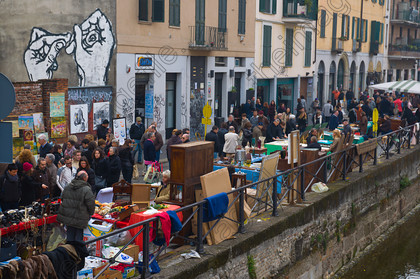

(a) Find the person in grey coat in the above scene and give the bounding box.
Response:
[57,170,95,242]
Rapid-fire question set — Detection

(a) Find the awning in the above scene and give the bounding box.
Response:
[369,80,420,94]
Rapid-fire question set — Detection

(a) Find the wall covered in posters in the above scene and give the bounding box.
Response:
[70,104,88,134]
[68,86,113,135]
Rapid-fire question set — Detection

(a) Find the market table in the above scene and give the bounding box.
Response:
[0,215,57,236]
[128,204,182,250]
[264,140,288,154]
[91,214,130,229]
[322,131,365,144]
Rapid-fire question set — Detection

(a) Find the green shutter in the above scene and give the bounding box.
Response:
[263,25,272,66]
[332,13,337,49]
[341,14,345,38]
[285,28,294,67]
[380,23,384,44]
[238,0,246,34]
[356,18,360,40]
[170,0,180,26]
[152,0,165,22]
[320,10,326,38]
[219,0,227,32]
[352,17,355,39]
[346,16,350,39]
[139,0,148,21]
[272,0,277,14]
[364,19,368,42]
[305,31,312,67]
[260,0,266,12]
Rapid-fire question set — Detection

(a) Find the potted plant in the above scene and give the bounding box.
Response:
[231,86,237,93]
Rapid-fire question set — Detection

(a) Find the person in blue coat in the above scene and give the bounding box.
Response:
[329,111,339,131]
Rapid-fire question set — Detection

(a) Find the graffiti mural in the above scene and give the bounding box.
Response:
[153,95,165,130]
[24,9,115,86]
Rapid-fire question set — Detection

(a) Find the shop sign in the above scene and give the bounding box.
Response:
[145,90,154,119]
[135,54,154,70]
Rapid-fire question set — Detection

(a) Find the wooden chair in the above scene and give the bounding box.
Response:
[112,180,132,204]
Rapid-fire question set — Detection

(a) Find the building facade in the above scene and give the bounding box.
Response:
[254,0,317,111]
[315,0,387,105]
[388,0,420,82]
[116,0,256,139]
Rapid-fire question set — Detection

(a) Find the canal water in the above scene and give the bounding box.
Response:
[342,210,420,279]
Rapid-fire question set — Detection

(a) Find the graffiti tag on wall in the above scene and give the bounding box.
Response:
[24,9,115,87]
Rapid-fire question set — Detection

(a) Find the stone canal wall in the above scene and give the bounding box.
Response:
[157,145,420,279]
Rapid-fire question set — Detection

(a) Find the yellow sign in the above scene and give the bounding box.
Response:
[202,102,212,137]
[373,108,379,123]
[373,123,378,133]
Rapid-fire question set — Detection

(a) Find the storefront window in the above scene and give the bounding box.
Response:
[277,79,293,110]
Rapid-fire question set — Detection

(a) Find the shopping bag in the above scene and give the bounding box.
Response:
[143,165,156,183]
[133,164,140,180]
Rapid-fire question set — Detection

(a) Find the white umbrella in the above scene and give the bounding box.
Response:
[369,80,420,94]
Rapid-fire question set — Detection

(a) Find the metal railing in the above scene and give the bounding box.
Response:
[189,26,228,50]
[392,10,420,24]
[86,122,420,279]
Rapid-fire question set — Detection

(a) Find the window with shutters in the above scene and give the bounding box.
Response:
[380,23,384,44]
[285,28,293,67]
[363,19,368,42]
[218,0,227,32]
[341,15,350,39]
[259,0,276,14]
[139,0,149,21]
[152,0,165,22]
[238,0,246,34]
[320,10,326,38]
[356,18,360,40]
[169,0,180,26]
[352,17,355,39]
[262,25,272,67]
[304,31,312,67]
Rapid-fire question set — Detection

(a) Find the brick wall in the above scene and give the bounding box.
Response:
[8,79,69,143]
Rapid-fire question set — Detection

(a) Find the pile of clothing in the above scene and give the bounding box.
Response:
[0,241,88,279]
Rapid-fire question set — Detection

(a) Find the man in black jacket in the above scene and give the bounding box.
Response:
[130,117,145,164]
[205,126,219,158]
[266,119,283,143]
[0,164,21,211]
[57,171,95,242]
[226,115,239,134]
[96,119,110,140]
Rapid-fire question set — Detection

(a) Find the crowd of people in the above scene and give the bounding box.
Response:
[2,90,419,212]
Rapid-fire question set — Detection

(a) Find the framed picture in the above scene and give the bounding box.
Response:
[18,115,34,130]
[51,117,67,138]
[70,104,88,134]
[93,102,110,130]
[50,92,65,117]
[113,118,127,145]
[33,113,45,133]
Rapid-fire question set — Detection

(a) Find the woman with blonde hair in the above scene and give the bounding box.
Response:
[329,129,342,153]
[15,149,37,175]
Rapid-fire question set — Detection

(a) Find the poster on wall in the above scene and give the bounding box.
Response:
[6,121,19,138]
[70,104,88,134]
[50,92,65,117]
[33,113,45,133]
[145,90,154,119]
[51,117,67,138]
[23,130,34,142]
[18,115,34,130]
[93,102,110,130]
[13,138,24,158]
[113,118,127,145]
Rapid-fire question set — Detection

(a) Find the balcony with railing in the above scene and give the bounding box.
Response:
[389,44,420,58]
[189,26,228,50]
[391,7,420,25]
[282,0,317,23]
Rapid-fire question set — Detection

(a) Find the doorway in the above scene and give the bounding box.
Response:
[215,73,223,117]
[165,74,177,139]
[135,74,149,119]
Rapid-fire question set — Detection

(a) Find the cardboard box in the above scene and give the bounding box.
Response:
[97,269,123,279]
[77,268,93,279]
[123,266,135,279]
[93,264,109,277]
[118,205,139,221]
[118,245,139,262]
[84,219,114,257]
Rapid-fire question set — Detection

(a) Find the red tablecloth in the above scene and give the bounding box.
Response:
[0,215,58,236]
[91,214,130,229]
[128,205,182,250]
